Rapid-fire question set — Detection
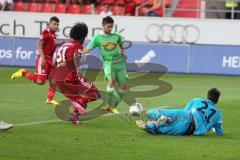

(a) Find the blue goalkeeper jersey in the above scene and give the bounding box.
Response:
[183,98,224,136]
[146,109,191,135]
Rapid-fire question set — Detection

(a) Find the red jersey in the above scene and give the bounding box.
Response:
[48,39,99,110]
[51,40,83,82]
[39,28,57,64]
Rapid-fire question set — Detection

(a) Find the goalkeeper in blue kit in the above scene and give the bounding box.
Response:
[136,88,223,136]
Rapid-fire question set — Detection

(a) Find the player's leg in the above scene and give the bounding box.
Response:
[101,64,117,112]
[12,70,46,84]
[70,81,100,110]
[111,65,128,113]
[11,55,47,85]
[76,87,100,105]
[68,88,99,125]
[45,86,58,106]
[55,81,85,125]
[11,68,26,80]
[59,78,100,125]
[45,64,58,106]
[69,88,100,125]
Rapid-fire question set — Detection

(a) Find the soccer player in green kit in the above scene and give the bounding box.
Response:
[83,16,127,113]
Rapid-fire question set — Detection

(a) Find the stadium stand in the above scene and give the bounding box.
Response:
[102,0,115,5]
[67,4,81,14]
[96,4,106,14]
[41,3,54,12]
[81,4,91,14]
[110,5,123,15]
[27,2,39,12]
[55,3,67,13]
[10,0,205,18]
[10,0,237,19]
[116,0,124,5]
[13,2,25,11]
[172,0,200,18]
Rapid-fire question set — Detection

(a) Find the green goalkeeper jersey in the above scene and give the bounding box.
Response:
[87,32,124,64]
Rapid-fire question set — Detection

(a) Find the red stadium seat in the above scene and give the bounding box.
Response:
[173,12,199,18]
[81,5,91,14]
[116,0,124,5]
[55,4,66,13]
[111,6,123,15]
[172,0,200,18]
[133,0,142,5]
[179,0,199,5]
[13,2,25,11]
[102,0,115,4]
[143,0,170,7]
[67,4,81,14]
[41,3,54,12]
[96,5,106,14]
[27,3,39,12]
[177,4,199,9]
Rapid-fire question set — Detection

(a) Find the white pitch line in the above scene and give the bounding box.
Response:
[15,119,62,127]
[14,105,177,127]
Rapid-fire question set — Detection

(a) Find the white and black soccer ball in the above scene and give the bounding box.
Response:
[129,103,144,116]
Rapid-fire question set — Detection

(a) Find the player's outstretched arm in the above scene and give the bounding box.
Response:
[136,120,146,130]
[136,120,158,134]
[213,122,224,136]
[84,35,98,54]
[73,54,81,76]
[82,48,91,54]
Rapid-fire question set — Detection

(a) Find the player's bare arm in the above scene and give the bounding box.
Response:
[82,48,91,54]
[73,54,81,77]
[37,39,46,66]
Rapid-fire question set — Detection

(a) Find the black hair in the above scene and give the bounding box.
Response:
[70,22,88,42]
[207,88,221,104]
[102,16,114,25]
[50,16,59,23]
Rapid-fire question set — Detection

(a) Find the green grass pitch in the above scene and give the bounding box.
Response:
[0,67,240,160]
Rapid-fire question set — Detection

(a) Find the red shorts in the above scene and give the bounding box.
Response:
[35,55,52,80]
[56,77,99,102]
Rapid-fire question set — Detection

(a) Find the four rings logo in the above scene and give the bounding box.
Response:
[145,24,200,44]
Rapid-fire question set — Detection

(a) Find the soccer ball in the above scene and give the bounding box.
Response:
[129,103,144,116]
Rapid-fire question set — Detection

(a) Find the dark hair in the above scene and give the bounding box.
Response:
[50,16,59,23]
[70,22,88,42]
[102,16,114,25]
[207,88,221,104]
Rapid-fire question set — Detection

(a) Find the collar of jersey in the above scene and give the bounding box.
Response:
[100,31,114,36]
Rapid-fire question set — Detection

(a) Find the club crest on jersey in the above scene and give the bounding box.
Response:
[102,42,118,51]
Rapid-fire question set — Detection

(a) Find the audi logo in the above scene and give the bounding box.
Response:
[145,24,200,44]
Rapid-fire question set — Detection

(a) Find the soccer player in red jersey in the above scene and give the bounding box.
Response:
[49,22,100,125]
[11,16,62,106]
